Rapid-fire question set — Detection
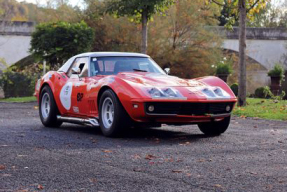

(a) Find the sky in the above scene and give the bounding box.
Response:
[16,0,84,7]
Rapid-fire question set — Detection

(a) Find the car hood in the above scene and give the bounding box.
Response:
[117,72,205,87]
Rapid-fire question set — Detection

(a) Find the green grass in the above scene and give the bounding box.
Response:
[0,96,37,103]
[233,98,287,121]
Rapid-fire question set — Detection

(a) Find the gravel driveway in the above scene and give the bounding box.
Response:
[0,102,287,192]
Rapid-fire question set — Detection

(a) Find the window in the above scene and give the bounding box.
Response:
[67,57,89,78]
[90,57,165,76]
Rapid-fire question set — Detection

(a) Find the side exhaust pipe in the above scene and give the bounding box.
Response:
[57,116,99,127]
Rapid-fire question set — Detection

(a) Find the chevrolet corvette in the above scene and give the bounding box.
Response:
[35,52,237,137]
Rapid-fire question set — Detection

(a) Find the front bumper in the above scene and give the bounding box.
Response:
[126,100,236,123]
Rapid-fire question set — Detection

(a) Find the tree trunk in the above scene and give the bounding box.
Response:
[141,9,148,54]
[238,0,247,106]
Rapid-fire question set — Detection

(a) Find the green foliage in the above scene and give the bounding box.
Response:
[0,96,36,103]
[268,64,285,81]
[30,21,94,68]
[211,0,270,28]
[230,83,238,96]
[0,60,45,98]
[105,0,174,21]
[0,69,37,98]
[254,86,273,99]
[215,59,233,75]
[233,98,287,121]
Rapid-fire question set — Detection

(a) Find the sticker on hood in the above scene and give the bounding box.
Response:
[60,82,73,110]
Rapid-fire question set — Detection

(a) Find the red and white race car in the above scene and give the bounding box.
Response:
[35,52,237,137]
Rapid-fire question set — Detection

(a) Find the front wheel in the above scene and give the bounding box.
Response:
[99,89,131,137]
[198,116,231,136]
[39,85,62,127]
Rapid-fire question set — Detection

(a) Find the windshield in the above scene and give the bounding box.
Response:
[90,57,165,76]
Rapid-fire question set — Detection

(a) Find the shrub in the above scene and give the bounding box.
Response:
[216,63,233,75]
[267,64,285,81]
[30,21,94,68]
[0,70,37,98]
[230,83,238,96]
[254,86,273,99]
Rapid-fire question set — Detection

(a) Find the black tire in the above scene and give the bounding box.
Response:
[39,85,62,127]
[99,89,131,137]
[198,116,231,136]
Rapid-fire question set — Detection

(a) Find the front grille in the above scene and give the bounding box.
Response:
[145,102,234,116]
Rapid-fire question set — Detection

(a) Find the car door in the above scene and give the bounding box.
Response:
[61,57,89,116]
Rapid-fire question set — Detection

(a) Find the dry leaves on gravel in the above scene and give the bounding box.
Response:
[102,150,112,153]
[145,154,157,160]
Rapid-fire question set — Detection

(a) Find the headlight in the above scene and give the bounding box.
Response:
[147,87,185,99]
[149,88,165,98]
[201,87,230,99]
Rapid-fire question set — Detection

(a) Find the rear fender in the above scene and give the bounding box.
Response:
[36,71,68,115]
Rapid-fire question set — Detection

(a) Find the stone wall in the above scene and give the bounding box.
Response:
[0,21,34,36]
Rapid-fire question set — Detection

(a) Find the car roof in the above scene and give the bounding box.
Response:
[58,52,150,73]
[75,52,149,58]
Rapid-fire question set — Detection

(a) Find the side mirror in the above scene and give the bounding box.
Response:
[164,68,170,75]
[72,67,81,75]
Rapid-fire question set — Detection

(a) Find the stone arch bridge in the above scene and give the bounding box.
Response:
[0,21,34,71]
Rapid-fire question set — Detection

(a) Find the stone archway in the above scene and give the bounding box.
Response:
[222,49,269,94]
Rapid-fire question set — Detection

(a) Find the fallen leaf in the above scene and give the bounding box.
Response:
[172,170,183,173]
[145,154,157,160]
[89,178,97,183]
[102,150,112,153]
[253,126,258,128]
[34,106,39,110]
[132,154,141,160]
[214,184,222,188]
[37,184,44,190]
[17,155,27,157]
[0,165,5,170]
[186,173,192,177]
[133,168,142,172]
[198,159,205,163]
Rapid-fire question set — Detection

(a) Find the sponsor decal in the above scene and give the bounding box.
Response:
[77,93,84,102]
[73,106,79,113]
[60,82,73,110]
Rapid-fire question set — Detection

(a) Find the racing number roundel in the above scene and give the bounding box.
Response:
[60,82,73,110]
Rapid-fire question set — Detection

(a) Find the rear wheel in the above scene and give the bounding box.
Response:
[99,89,131,137]
[198,116,231,136]
[39,85,62,127]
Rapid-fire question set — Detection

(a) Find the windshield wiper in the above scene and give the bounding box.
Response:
[133,69,147,72]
